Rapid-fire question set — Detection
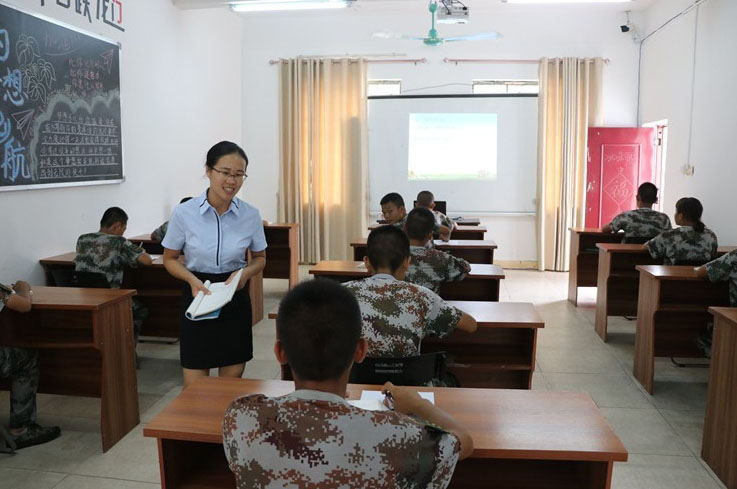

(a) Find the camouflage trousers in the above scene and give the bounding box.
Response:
[0,347,39,429]
[132,298,148,344]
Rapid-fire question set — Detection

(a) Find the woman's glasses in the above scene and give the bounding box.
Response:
[211,167,247,181]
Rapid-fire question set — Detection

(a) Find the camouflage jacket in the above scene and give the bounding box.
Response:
[646,226,718,266]
[405,245,470,294]
[609,208,672,239]
[344,274,462,357]
[74,232,144,288]
[151,221,168,242]
[706,249,737,307]
[432,210,454,231]
[223,390,460,489]
[0,285,9,312]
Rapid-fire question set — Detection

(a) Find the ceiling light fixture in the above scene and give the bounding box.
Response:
[231,0,352,12]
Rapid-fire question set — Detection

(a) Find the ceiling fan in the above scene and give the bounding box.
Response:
[373,1,502,46]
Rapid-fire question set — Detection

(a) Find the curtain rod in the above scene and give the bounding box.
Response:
[442,57,610,65]
[269,58,427,65]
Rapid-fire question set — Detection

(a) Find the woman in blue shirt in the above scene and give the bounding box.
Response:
[162,141,267,387]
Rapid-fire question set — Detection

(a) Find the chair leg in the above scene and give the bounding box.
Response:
[670,357,710,368]
[0,425,17,454]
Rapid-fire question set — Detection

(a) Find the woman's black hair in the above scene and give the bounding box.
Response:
[676,197,705,233]
[205,141,248,169]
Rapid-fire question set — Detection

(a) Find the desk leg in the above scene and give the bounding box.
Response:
[633,274,658,394]
[568,230,580,305]
[98,299,140,452]
[594,251,611,341]
[249,272,264,325]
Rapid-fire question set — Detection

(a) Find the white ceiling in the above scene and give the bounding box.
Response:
[173,0,659,13]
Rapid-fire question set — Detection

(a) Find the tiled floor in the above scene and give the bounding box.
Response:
[0,269,727,488]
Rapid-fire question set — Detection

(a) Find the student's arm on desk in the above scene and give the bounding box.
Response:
[694,265,708,278]
[383,382,474,460]
[137,252,153,266]
[162,248,210,297]
[456,312,478,333]
[3,280,32,312]
[601,223,613,234]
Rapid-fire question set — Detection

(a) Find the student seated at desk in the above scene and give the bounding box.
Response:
[644,197,717,265]
[695,249,737,356]
[222,279,472,489]
[150,197,192,242]
[344,226,477,358]
[602,182,671,242]
[75,207,153,366]
[1,281,62,450]
[416,190,457,232]
[381,192,451,241]
[404,208,470,294]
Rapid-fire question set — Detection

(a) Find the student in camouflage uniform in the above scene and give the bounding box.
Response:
[150,197,192,242]
[380,192,451,241]
[1,280,62,450]
[404,208,470,294]
[222,279,473,488]
[645,197,718,265]
[344,226,477,357]
[602,182,671,242]
[416,190,457,232]
[694,249,737,356]
[74,207,153,363]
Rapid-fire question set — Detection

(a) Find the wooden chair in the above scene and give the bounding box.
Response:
[349,352,447,386]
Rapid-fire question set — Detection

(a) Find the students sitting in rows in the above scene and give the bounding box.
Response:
[344,225,476,358]
[150,197,192,242]
[222,278,473,489]
[1,280,62,450]
[416,190,457,232]
[644,197,717,265]
[404,208,471,294]
[75,207,153,365]
[602,182,671,242]
[380,192,451,241]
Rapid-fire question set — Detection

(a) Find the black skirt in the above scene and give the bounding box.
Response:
[179,271,253,369]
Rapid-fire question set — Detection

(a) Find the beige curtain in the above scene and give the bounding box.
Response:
[537,57,603,271]
[278,58,369,263]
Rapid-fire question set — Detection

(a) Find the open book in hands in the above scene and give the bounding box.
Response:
[185,269,243,321]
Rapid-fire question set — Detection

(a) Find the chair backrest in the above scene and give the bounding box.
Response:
[50,270,110,288]
[623,236,652,245]
[349,352,446,386]
[413,200,447,215]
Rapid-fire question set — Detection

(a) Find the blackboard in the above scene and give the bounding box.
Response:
[0,3,122,191]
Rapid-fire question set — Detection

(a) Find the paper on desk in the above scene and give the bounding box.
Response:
[359,390,435,404]
[355,262,367,269]
[347,399,387,411]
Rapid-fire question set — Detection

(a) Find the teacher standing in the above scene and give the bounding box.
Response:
[162,141,266,387]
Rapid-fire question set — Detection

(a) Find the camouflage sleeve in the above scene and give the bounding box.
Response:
[646,234,665,259]
[0,285,10,312]
[119,239,144,268]
[440,214,454,230]
[446,255,471,282]
[151,222,168,242]
[424,290,463,338]
[608,213,625,233]
[706,250,737,283]
[663,214,673,230]
[428,430,461,488]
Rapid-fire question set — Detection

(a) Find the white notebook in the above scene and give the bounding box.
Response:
[348,391,435,411]
[185,269,243,321]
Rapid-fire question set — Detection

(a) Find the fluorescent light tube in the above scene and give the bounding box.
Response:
[503,0,632,3]
[231,0,350,12]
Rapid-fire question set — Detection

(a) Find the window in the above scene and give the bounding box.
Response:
[472,80,539,95]
[368,79,401,96]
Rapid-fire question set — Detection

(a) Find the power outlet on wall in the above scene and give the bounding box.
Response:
[682,163,695,176]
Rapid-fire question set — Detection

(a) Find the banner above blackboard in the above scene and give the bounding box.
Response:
[0,2,123,191]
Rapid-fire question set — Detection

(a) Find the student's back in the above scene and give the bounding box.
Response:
[74,232,144,287]
[609,207,671,240]
[645,197,717,265]
[224,391,459,488]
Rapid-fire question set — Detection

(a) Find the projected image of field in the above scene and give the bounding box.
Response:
[408,113,498,180]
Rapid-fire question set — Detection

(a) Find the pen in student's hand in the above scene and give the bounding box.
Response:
[384,390,394,411]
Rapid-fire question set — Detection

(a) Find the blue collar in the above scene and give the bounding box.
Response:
[196,189,241,216]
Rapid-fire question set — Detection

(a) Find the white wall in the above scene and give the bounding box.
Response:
[0,1,244,284]
[640,0,737,244]
[240,4,640,262]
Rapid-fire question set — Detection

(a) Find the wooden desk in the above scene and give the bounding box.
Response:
[595,245,736,342]
[455,218,480,226]
[633,265,730,394]
[369,223,487,240]
[273,302,543,390]
[262,223,299,288]
[567,228,623,306]
[0,286,139,452]
[309,261,505,302]
[39,253,264,338]
[351,238,497,264]
[144,377,627,489]
[703,307,737,489]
